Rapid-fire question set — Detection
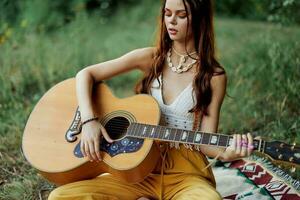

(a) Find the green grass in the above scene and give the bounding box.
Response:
[0,1,299,199]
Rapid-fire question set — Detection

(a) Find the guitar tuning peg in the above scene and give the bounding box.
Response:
[290,166,296,173]
[291,142,296,151]
[280,143,284,148]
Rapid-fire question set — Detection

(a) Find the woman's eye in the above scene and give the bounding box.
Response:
[164,12,171,16]
[178,12,187,18]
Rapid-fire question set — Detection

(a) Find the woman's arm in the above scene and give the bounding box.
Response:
[76,47,154,121]
[76,47,155,162]
[199,73,253,162]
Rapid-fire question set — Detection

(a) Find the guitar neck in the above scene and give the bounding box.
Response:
[127,123,263,152]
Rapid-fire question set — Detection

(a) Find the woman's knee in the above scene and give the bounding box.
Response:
[47,187,66,200]
[173,187,222,200]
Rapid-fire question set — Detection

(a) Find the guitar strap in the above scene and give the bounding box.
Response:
[192,110,201,131]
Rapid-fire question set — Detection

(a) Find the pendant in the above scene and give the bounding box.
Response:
[180,56,187,63]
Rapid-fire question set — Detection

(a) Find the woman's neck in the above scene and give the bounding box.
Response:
[172,39,197,55]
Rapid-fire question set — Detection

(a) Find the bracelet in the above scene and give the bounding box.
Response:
[81,117,99,127]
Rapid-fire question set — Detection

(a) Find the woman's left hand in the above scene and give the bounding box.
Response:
[221,132,254,162]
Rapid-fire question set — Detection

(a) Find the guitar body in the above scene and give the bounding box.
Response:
[22,78,161,185]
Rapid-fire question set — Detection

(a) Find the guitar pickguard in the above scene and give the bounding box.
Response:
[74,137,144,158]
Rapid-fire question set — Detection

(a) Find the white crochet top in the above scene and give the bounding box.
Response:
[150,74,199,131]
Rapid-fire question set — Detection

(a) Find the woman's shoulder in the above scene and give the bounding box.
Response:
[212,66,226,76]
[211,66,227,93]
[131,46,157,73]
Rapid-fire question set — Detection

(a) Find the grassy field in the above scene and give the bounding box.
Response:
[0,1,299,199]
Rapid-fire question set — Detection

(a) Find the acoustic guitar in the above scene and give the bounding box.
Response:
[22,78,300,185]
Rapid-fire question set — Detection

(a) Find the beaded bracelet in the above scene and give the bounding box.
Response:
[81,117,99,127]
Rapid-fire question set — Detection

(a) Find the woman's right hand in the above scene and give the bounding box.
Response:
[80,121,114,162]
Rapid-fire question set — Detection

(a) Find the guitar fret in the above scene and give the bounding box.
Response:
[159,126,165,139]
[202,133,210,144]
[141,125,147,137]
[149,125,155,138]
[175,128,182,142]
[144,125,150,138]
[218,135,229,147]
[209,134,219,146]
[134,123,139,136]
[139,124,145,137]
[136,124,144,137]
[169,128,176,141]
[253,140,259,151]
[132,123,139,136]
[181,130,188,142]
[194,131,203,144]
[154,126,161,139]
[227,136,233,147]
[128,123,134,136]
[145,125,152,138]
[187,131,194,143]
[163,128,171,140]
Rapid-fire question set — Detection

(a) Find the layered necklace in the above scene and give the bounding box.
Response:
[167,47,198,73]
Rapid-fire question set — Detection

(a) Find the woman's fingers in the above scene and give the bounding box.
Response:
[236,134,241,155]
[80,141,86,157]
[94,138,102,161]
[85,142,92,161]
[225,133,255,161]
[241,134,247,157]
[81,139,101,162]
[100,126,114,143]
[88,142,98,161]
[247,132,254,156]
[229,134,236,150]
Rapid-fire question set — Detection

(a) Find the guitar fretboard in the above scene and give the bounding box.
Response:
[127,123,261,151]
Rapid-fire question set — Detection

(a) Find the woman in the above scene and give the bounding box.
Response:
[48,0,253,199]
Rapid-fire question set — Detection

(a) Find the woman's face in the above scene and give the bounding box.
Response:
[164,0,193,43]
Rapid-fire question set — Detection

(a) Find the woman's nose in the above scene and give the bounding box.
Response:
[169,15,177,25]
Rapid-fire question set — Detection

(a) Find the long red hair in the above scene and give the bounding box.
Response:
[135,0,225,116]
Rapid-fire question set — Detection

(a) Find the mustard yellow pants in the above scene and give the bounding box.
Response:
[48,143,222,200]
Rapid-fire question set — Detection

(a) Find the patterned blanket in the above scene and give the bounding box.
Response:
[212,155,300,200]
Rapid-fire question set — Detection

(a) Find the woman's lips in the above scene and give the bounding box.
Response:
[168,28,178,35]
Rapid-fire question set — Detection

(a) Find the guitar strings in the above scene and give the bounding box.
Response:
[86,118,234,141]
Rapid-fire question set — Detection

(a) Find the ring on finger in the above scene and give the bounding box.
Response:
[241,139,247,145]
[242,143,248,147]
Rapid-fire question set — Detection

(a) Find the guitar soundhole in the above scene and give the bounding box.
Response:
[105,116,129,140]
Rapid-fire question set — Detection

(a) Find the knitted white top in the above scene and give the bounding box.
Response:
[150,74,199,131]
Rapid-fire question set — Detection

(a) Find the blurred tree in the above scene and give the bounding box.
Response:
[1,0,300,35]
[215,0,269,20]
[215,0,300,25]
[0,0,20,24]
[0,0,137,33]
[268,0,300,25]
